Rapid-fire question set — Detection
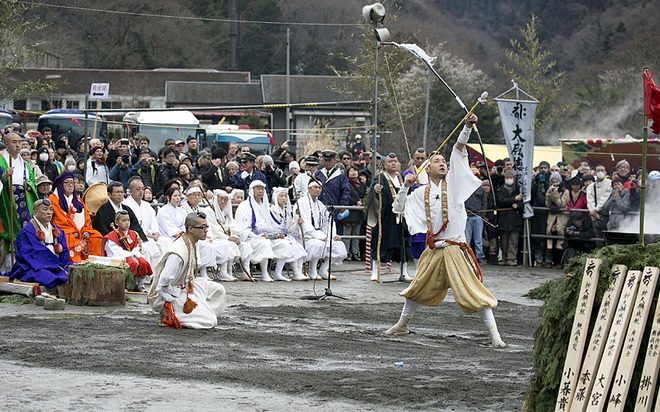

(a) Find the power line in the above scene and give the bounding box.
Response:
[26,1,360,27]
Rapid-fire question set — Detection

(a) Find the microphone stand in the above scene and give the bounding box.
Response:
[301,178,347,301]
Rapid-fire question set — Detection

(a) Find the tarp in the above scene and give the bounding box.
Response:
[466,143,562,168]
[561,137,660,172]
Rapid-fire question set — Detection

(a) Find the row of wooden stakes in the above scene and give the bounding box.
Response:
[555,258,660,412]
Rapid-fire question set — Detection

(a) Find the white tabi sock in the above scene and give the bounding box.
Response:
[308,258,320,279]
[370,258,379,281]
[292,258,307,280]
[402,262,414,281]
[479,307,506,348]
[273,260,290,281]
[260,260,273,282]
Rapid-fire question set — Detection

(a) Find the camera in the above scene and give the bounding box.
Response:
[566,226,577,237]
[121,154,130,165]
[497,166,503,174]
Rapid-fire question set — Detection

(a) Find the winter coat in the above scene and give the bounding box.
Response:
[496,182,523,232]
[545,186,569,249]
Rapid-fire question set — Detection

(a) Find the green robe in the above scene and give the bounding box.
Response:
[0,155,38,254]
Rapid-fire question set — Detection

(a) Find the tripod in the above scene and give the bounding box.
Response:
[301,188,347,301]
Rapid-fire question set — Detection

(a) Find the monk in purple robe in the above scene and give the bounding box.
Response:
[5,199,71,288]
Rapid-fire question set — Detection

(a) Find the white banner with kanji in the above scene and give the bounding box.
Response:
[496,99,537,218]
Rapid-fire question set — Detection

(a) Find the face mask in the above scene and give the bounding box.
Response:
[505,179,514,186]
[596,172,605,180]
[67,165,76,171]
[39,153,49,162]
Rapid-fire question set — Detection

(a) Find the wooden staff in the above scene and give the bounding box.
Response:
[8,155,14,266]
[376,174,383,283]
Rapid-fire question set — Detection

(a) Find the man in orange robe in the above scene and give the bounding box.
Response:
[48,172,102,262]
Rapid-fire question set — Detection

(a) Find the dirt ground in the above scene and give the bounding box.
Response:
[0,261,562,411]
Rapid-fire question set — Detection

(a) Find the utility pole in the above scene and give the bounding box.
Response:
[228,0,239,70]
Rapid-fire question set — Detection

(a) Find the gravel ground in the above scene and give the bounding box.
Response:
[0,260,563,411]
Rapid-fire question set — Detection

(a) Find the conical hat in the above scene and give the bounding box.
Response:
[82,182,108,214]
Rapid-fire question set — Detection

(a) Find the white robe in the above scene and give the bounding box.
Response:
[234,198,294,263]
[296,193,347,263]
[393,141,482,246]
[270,204,307,263]
[211,206,253,265]
[122,196,162,266]
[148,236,225,329]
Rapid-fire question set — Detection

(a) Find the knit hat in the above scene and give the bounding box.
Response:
[550,172,562,182]
[288,161,300,171]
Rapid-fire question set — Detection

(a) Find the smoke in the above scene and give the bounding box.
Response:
[611,208,660,235]
[540,67,655,145]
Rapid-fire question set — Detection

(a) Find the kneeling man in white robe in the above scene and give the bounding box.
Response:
[148,212,226,329]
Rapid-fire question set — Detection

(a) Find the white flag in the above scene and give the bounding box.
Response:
[496,99,537,218]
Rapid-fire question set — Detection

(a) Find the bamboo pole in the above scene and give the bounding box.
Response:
[640,69,649,245]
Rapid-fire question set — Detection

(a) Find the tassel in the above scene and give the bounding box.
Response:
[183,294,197,314]
[162,302,182,329]
[426,231,435,249]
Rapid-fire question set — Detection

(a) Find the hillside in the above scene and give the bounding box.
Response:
[21,0,660,142]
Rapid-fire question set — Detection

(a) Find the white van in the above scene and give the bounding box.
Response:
[123,110,202,150]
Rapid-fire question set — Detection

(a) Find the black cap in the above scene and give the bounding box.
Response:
[304,155,320,165]
[387,153,397,159]
[186,135,196,144]
[476,161,486,168]
[240,152,257,162]
[321,150,337,160]
[54,140,67,150]
[494,159,505,167]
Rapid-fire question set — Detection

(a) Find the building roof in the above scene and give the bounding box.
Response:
[5,68,252,97]
[260,75,362,104]
[165,81,263,106]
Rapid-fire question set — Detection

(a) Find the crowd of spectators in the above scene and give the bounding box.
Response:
[3,121,660,278]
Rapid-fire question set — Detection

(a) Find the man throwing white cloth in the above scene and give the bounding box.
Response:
[384,114,506,348]
[148,212,226,329]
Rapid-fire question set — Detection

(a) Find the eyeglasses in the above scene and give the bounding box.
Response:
[62,180,75,185]
[342,157,351,160]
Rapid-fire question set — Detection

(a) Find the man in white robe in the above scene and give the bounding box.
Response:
[384,114,506,348]
[122,176,162,267]
[296,179,347,280]
[179,185,220,279]
[148,212,226,329]
[211,190,253,281]
[234,180,294,281]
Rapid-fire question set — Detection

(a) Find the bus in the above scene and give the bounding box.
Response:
[202,124,272,155]
[37,109,107,150]
[123,110,204,150]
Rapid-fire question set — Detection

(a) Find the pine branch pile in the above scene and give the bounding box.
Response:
[524,243,660,412]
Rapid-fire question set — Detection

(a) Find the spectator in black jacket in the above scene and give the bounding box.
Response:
[481,179,499,265]
[464,172,487,263]
[36,146,59,181]
[561,210,596,267]
[202,148,232,191]
[531,161,552,267]
[343,165,366,260]
[262,155,286,197]
[131,150,158,193]
[496,170,523,266]
[157,147,179,190]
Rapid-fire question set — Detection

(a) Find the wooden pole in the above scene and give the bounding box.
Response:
[554,258,601,412]
[8,155,14,266]
[92,100,100,140]
[640,69,649,245]
[376,179,383,283]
